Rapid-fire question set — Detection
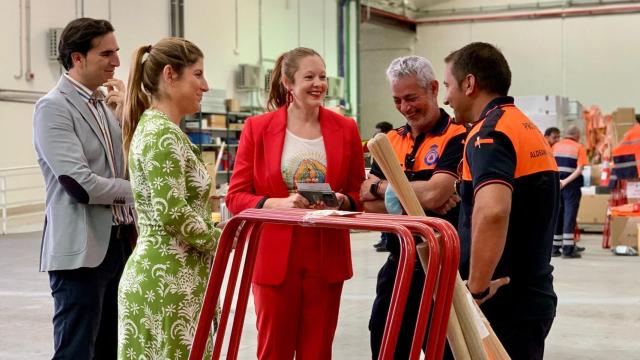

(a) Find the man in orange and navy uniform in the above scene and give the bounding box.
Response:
[444,42,558,360]
[360,56,465,359]
[544,127,561,147]
[611,121,640,187]
[552,125,587,258]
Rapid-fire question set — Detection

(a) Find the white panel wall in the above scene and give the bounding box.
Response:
[0,0,351,212]
[359,21,416,137]
[0,0,169,169]
[0,0,347,170]
[563,14,640,113]
[185,0,341,104]
[416,8,640,114]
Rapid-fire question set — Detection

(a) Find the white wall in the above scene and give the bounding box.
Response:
[359,21,416,137]
[0,0,353,212]
[415,4,640,114]
[0,0,169,169]
[0,0,351,169]
[185,0,341,102]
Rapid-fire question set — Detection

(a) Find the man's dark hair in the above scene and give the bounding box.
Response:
[375,121,394,134]
[544,127,560,137]
[444,42,511,96]
[58,18,114,71]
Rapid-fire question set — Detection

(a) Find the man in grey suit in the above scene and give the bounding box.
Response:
[33,18,135,359]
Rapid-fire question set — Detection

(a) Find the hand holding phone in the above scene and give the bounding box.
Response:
[296,183,339,208]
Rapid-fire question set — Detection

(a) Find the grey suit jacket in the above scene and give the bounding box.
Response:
[33,75,134,272]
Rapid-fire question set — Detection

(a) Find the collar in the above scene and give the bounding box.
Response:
[63,73,94,100]
[398,108,451,138]
[477,96,514,122]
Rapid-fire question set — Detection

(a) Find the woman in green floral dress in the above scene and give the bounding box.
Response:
[118,38,220,359]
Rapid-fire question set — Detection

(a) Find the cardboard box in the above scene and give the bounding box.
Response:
[612,107,635,124]
[610,215,640,248]
[612,107,636,145]
[207,115,226,129]
[590,164,602,187]
[577,194,609,224]
[209,196,222,213]
[202,150,216,165]
[201,151,218,192]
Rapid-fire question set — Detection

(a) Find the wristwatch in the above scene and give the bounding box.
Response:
[468,284,490,300]
[369,179,383,198]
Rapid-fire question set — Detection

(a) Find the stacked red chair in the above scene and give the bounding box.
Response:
[189,209,460,360]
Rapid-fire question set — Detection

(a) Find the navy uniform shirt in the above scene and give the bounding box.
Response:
[370,109,466,256]
[458,96,559,321]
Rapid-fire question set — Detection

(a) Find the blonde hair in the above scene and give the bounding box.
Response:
[122,37,204,161]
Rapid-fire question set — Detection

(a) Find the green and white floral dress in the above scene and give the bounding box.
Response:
[118,109,220,359]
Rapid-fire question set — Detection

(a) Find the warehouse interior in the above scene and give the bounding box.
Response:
[1,0,640,359]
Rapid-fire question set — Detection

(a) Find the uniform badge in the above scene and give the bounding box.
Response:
[424,144,439,165]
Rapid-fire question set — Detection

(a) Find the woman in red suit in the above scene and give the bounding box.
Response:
[225,47,365,359]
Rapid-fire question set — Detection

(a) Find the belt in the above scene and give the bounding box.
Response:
[112,224,134,240]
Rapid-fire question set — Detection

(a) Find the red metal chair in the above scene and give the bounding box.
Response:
[348,213,460,360]
[189,209,459,360]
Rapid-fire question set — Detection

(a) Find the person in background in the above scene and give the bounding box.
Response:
[443,42,558,359]
[33,17,135,359]
[118,37,221,359]
[225,47,364,360]
[363,121,395,155]
[552,125,587,258]
[610,115,640,188]
[544,127,561,147]
[360,55,465,359]
[375,121,394,134]
[371,120,395,252]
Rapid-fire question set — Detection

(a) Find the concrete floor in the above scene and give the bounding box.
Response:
[1,230,639,359]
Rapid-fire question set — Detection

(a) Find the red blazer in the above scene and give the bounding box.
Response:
[225,106,365,285]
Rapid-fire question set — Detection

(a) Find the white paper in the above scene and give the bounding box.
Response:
[466,292,490,339]
[301,210,362,221]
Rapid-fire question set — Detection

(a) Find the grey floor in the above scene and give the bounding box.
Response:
[1,230,639,359]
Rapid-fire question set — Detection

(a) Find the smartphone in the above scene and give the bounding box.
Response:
[296,183,339,207]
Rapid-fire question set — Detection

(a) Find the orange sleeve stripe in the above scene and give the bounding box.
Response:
[474,138,495,147]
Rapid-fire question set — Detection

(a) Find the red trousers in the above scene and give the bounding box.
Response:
[252,229,344,360]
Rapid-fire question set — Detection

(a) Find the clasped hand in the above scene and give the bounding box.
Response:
[277,193,347,210]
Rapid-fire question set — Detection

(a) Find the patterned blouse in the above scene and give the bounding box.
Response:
[118,109,220,359]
